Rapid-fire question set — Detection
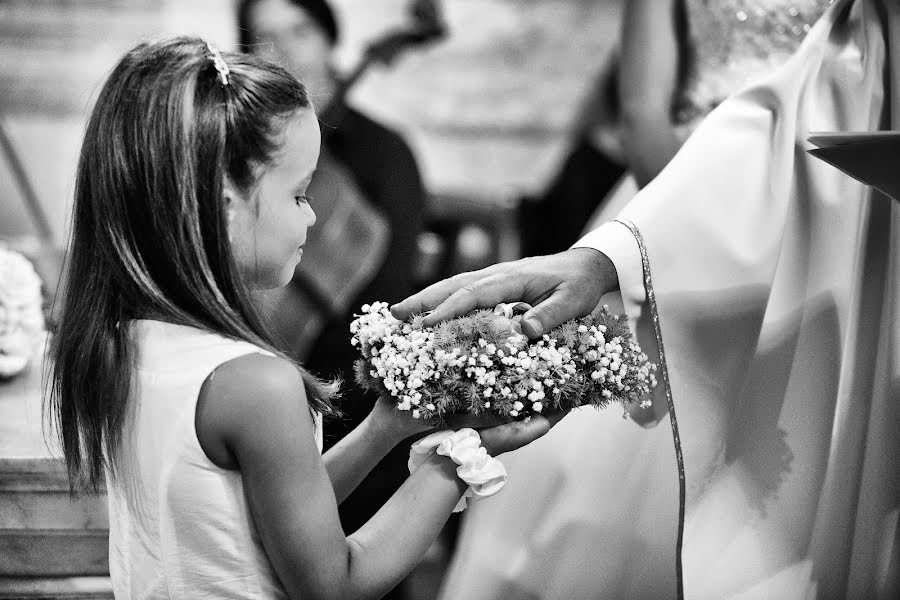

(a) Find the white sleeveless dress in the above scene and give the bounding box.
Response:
[106,320,322,599]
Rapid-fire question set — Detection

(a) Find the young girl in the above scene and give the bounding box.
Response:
[47,37,558,599]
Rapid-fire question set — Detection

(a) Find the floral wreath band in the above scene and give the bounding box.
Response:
[351,301,657,422]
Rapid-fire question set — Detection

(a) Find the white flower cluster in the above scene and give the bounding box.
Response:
[351,302,440,418]
[576,323,657,408]
[0,246,45,378]
[352,302,657,420]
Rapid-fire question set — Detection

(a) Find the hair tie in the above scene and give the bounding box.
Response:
[408,428,508,512]
[206,42,230,86]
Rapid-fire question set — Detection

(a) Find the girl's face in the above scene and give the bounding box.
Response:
[228,107,320,290]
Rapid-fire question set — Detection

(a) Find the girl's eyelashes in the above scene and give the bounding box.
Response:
[294,194,312,206]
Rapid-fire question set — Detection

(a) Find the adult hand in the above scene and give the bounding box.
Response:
[391,248,619,338]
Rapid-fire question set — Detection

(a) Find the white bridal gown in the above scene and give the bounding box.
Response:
[439,0,899,598]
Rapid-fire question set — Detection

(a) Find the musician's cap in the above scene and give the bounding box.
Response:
[808,131,900,201]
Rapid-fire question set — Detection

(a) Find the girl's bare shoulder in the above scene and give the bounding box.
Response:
[196,353,311,469]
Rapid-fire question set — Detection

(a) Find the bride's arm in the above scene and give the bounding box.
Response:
[619,0,683,188]
[323,398,429,504]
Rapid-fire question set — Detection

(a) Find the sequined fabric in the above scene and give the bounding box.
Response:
[675,0,834,125]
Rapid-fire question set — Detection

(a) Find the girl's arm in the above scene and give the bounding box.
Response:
[619,0,683,188]
[322,398,428,504]
[197,353,555,600]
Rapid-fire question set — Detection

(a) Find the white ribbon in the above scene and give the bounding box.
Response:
[408,428,508,512]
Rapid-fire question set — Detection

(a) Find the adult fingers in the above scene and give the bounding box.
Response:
[519,285,590,337]
[519,249,614,336]
[480,412,559,454]
[391,250,603,327]
[420,271,527,326]
[390,268,491,320]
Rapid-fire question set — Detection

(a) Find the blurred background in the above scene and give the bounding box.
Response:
[0,0,622,271]
[0,1,622,598]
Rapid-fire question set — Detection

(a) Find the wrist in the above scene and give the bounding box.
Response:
[408,429,509,512]
[592,248,619,293]
[359,412,401,453]
[422,452,469,491]
[570,247,619,296]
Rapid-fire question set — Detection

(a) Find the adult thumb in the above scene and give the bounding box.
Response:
[521,298,570,338]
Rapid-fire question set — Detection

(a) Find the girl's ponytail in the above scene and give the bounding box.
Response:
[48,37,338,493]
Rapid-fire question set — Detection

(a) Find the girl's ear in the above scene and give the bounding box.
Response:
[222,176,239,208]
[222,177,242,240]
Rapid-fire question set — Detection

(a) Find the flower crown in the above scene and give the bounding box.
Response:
[351,301,657,420]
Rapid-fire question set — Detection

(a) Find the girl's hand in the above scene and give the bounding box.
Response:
[366,397,438,445]
[476,409,569,456]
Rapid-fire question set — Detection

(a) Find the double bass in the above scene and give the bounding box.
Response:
[257,0,446,359]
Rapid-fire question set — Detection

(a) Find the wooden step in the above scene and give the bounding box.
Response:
[1,460,109,578]
[0,529,109,577]
[0,490,108,530]
[0,576,113,599]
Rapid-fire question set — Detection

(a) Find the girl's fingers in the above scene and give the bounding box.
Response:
[477,409,568,454]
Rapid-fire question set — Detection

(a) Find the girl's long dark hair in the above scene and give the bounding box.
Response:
[47,36,338,493]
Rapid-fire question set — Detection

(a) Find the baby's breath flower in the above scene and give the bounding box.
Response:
[351,302,656,420]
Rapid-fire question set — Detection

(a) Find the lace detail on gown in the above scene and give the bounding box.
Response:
[675,0,834,125]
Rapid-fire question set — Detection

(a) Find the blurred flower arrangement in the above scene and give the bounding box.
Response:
[0,246,45,378]
[351,301,656,421]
